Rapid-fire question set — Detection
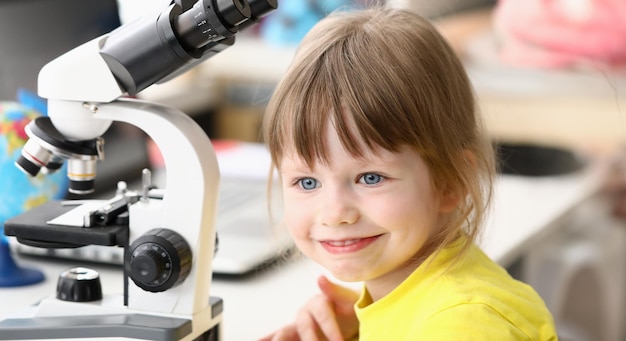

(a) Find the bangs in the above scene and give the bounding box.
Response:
[265,34,419,169]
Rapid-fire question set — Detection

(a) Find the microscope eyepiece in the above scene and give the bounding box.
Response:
[247,0,277,16]
[174,0,251,52]
[172,0,278,52]
[215,0,252,27]
[239,0,277,30]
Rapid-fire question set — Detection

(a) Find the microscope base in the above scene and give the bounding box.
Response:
[0,296,223,341]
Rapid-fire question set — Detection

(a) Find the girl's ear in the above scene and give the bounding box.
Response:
[439,150,475,213]
[439,185,462,213]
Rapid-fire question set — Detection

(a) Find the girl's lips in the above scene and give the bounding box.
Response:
[319,235,382,254]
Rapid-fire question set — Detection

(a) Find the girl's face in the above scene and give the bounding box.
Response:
[278,119,454,299]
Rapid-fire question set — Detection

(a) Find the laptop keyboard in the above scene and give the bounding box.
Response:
[217,180,266,218]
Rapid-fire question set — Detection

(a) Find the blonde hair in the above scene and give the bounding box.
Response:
[263,7,495,258]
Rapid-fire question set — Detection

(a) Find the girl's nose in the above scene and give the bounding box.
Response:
[320,187,359,227]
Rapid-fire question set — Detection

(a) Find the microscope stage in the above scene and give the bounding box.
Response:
[4,201,129,248]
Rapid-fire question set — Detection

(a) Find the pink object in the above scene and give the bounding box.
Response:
[493,0,626,68]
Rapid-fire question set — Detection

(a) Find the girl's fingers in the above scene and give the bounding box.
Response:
[296,294,344,341]
[258,324,300,341]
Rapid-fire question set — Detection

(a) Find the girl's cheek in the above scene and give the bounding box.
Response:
[285,213,313,241]
[283,211,302,233]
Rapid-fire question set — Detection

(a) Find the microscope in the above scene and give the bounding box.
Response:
[0,0,277,340]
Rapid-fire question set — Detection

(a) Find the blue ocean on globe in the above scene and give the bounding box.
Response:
[0,102,68,232]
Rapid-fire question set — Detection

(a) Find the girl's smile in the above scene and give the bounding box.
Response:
[317,234,384,254]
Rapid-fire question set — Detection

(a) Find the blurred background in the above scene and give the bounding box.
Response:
[1,1,626,340]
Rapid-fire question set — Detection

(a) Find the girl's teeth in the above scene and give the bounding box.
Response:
[328,239,359,246]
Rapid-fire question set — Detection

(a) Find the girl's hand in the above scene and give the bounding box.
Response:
[258,276,360,341]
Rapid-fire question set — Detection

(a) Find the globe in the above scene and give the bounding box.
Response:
[0,101,69,287]
[0,101,69,227]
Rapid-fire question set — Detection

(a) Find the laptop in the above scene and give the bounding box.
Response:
[10,142,295,275]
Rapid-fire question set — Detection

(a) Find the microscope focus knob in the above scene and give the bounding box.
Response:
[127,228,192,293]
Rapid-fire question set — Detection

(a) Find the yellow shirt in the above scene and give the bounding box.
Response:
[355,239,557,340]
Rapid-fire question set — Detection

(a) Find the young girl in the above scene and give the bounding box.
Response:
[261,7,557,341]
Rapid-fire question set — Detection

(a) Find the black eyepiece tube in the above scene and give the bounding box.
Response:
[174,0,251,52]
[99,0,276,95]
[100,5,194,95]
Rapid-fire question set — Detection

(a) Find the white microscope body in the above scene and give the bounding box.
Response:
[0,0,277,339]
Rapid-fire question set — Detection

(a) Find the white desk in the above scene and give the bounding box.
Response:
[0,158,607,340]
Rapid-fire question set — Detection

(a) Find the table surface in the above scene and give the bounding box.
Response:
[0,158,606,340]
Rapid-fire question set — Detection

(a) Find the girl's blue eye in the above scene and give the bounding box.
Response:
[360,173,383,185]
[298,177,319,190]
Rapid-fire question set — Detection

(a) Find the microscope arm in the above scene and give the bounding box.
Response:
[94,98,219,316]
